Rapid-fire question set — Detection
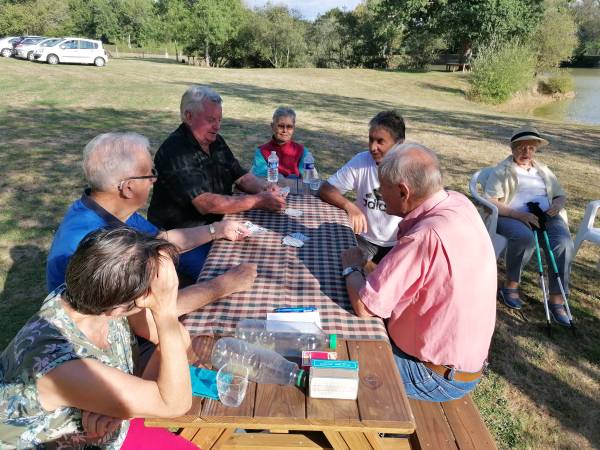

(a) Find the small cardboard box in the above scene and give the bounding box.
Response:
[301,351,337,369]
[308,360,359,400]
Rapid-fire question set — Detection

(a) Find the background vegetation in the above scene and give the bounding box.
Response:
[0,0,598,69]
[0,57,599,449]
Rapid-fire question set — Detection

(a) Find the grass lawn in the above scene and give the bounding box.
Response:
[0,57,598,449]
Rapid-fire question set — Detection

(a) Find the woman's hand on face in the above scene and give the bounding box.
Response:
[82,411,122,438]
[514,211,540,229]
[135,253,179,317]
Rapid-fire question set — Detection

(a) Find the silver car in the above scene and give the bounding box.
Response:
[0,36,19,57]
[14,37,47,59]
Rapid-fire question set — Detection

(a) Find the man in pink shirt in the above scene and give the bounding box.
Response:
[341,143,497,401]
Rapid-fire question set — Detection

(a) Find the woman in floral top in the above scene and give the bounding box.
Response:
[0,228,196,449]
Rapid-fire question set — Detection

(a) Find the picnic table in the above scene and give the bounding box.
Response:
[146,194,416,449]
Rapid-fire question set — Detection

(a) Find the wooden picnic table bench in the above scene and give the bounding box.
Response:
[445,62,471,72]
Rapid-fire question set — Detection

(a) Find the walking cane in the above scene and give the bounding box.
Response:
[531,226,552,336]
[527,202,575,335]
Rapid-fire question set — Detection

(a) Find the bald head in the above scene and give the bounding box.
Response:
[378,143,443,199]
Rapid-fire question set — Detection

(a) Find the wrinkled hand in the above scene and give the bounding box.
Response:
[256,190,286,211]
[341,247,366,268]
[81,411,122,438]
[545,206,560,217]
[345,204,368,235]
[217,220,250,241]
[514,211,540,229]
[224,263,257,294]
[135,252,179,316]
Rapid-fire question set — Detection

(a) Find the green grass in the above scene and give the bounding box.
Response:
[1,57,599,449]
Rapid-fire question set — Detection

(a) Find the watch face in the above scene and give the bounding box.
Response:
[342,267,355,277]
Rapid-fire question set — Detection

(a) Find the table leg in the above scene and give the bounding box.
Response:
[323,431,350,450]
[324,431,388,450]
[189,427,233,449]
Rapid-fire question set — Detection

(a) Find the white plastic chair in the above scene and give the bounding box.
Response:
[469,168,508,259]
[573,200,600,265]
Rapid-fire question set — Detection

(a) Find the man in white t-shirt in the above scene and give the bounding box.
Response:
[319,110,405,263]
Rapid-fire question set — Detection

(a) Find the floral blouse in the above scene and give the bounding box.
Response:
[0,288,138,449]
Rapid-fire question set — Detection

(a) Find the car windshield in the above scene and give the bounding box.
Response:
[22,38,44,45]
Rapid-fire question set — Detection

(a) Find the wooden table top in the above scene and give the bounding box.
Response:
[146,335,416,435]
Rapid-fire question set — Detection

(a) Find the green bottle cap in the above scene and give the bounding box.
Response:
[329,334,337,349]
[296,369,306,388]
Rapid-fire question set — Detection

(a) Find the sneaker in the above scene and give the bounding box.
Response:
[498,287,523,310]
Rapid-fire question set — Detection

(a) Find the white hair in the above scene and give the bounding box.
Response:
[272,106,296,123]
[180,85,222,121]
[379,143,443,198]
[82,132,151,191]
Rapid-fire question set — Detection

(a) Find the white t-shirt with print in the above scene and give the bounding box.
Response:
[327,151,401,247]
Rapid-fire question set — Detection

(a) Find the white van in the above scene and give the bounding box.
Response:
[34,38,108,67]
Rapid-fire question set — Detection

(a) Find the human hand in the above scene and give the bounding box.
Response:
[81,411,122,438]
[545,206,560,217]
[345,204,368,235]
[514,211,539,229]
[223,263,257,294]
[216,220,251,241]
[256,190,286,211]
[135,253,179,317]
[341,246,366,268]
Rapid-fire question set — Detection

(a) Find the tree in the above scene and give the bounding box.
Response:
[531,0,578,71]
[573,0,600,56]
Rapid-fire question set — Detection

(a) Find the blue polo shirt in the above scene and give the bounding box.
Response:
[46,191,159,292]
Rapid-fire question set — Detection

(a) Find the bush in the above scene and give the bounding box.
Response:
[542,71,575,94]
[468,42,536,104]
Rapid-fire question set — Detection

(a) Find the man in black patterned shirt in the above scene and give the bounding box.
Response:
[148,85,285,230]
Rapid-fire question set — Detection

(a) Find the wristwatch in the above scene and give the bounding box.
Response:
[208,224,216,241]
[341,266,364,278]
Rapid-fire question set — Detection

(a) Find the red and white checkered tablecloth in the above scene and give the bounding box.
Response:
[182,194,390,341]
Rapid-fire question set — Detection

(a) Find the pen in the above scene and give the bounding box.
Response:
[274,307,317,312]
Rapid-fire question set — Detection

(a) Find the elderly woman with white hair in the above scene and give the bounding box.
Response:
[251,106,310,178]
[485,126,573,326]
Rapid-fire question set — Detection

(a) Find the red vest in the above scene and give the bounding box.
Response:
[259,139,304,177]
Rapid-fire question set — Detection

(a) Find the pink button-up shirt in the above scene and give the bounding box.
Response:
[360,190,497,372]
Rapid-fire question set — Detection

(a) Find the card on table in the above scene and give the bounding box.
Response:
[284,208,303,217]
[282,235,304,247]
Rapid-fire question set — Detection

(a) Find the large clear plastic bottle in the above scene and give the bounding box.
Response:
[267,150,279,184]
[302,151,316,193]
[235,319,337,357]
[211,337,306,387]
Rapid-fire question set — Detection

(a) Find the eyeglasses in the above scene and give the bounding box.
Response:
[118,168,158,190]
[276,124,295,130]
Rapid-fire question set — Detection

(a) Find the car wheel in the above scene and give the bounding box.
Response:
[27,51,35,61]
[94,57,105,67]
[1,48,11,58]
[47,54,59,65]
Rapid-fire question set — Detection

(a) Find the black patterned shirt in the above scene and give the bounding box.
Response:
[148,123,247,228]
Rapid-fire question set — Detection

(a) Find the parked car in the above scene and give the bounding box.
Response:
[0,36,19,57]
[26,37,63,61]
[14,36,48,59]
[34,37,108,67]
[10,36,43,56]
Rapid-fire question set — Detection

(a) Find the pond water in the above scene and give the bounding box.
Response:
[533,68,600,125]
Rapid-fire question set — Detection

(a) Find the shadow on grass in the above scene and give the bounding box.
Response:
[116,56,185,66]
[417,82,465,96]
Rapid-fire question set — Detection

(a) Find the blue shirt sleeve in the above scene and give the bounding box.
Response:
[126,213,159,235]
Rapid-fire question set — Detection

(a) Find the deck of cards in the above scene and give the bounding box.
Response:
[284,208,303,217]
[282,232,310,247]
[244,221,267,235]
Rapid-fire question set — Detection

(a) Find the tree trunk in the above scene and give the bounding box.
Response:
[204,38,210,67]
[175,40,179,62]
[286,47,290,67]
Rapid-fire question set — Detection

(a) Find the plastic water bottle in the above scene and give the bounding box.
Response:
[211,337,306,387]
[235,319,337,357]
[267,150,279,184]
[302,151,316,193]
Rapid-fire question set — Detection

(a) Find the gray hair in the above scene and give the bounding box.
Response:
[83,132,151,191]
[272,106,296,123]
[379,143,443,198]
[180,85,222,121]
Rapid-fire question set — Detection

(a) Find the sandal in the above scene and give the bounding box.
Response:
[549,303,571,327]
[498,287,523,310]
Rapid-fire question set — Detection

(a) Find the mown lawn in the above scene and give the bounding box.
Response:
[0,56,598,449]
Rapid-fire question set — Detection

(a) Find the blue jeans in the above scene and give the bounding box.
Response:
[497,215,573,294]
[177,242,211,281]
[392,344,480,402]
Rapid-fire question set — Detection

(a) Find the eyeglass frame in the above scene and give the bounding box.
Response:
[117,168,158,191]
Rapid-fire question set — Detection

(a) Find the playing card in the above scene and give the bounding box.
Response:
[290,232,310,242]
[284,208,303,217]
[282,236,304,247]
[280,186,291,197]
[244,221,267,234]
